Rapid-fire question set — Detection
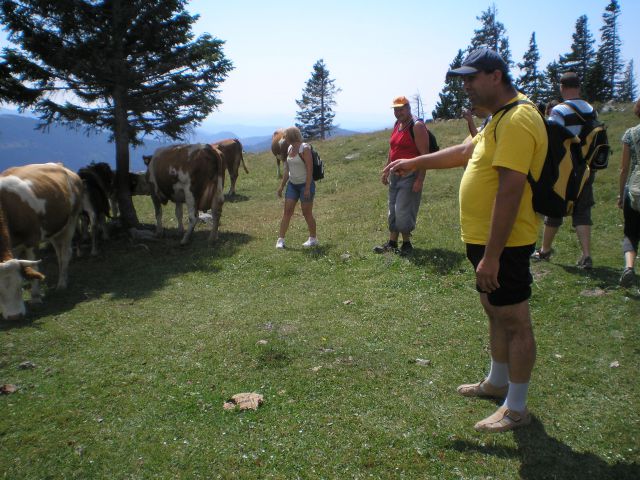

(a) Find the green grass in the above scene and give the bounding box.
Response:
[1,105,639,479]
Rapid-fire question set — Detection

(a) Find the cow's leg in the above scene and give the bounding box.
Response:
[74,213,87,258]
[110,193,119,219]
[88,210,99,256]
[175,202,184,237]
[181,197,197,245]
[99,214,109,241]
[276,158,282,178]
[23,247,43,303]
[152,195,164,237]
[228,172,238,197]
[50,214,78,289]
[208,175,225,245]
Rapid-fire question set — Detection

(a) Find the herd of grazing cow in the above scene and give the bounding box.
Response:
[0,139,248,321]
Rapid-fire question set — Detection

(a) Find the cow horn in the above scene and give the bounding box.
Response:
[19,259,42,267]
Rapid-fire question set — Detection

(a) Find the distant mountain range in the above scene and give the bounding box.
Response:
[0,111,360,172]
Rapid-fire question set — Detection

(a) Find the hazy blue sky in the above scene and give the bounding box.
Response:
[1,1,639,133]
[185,0,639,131]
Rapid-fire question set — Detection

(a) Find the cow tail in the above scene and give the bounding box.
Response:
[240,152,249,174]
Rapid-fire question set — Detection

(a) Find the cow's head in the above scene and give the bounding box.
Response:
[0,259,44,321]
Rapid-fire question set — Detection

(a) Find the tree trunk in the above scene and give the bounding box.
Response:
[111,0,138,229]
[113,85,139,228]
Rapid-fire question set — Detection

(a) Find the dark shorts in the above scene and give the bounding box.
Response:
[623,191,640,253]
[285,181,315,203]
[545,171,596,227]
[466,243,535,307]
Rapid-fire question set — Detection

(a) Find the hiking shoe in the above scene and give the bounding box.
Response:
[373,241,398,254]
[474,406,531,433]
[302,237,318,248]
[275,238,285,249]
[399,242,414,257]
[576,256,593,270]
[457,379,508,399]
[619,267,636,287]
[531,248,552,261]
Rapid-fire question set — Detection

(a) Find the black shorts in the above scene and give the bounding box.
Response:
[466,243,535,306]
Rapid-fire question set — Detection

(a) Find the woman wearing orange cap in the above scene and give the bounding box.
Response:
[374,96,430,255]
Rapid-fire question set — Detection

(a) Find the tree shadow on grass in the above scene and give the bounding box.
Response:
[451,416,640,480]
[2,229,252,329]
[406,247,466,275]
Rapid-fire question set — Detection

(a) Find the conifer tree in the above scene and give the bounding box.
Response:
[432,50,468,120]
[559,15,596,81]
[597,0,623,100]
[617,60,638,102]
[295,59,340,141]
[540,61,562,104]
[516,33,544,104]
[583,53,609,103]
[469,4,512,68]
[0,0,233,227]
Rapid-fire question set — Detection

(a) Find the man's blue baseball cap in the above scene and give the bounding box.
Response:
[448,48,508,76]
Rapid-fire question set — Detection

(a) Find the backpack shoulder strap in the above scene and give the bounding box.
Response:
[492,99,535,141]
[560,100,588,124]
[408,118,416,142]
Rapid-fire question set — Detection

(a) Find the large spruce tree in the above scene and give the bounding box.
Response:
[516,33,544,104]
[540,60,562,104]
[0,0,233,227]
[617,60,638,102]
[295,59,340,141]
[597,0,623,100]
[559,15,596,81]
[583,53,609,103]
[469,4,512,68]
[432,50,468,120]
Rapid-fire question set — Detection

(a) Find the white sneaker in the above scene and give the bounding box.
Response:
[302,237,318,247]
[276,238,285,249]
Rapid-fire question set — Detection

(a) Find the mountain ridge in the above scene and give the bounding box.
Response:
[0,112,361,172]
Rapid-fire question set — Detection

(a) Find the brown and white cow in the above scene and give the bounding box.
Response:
[143,144,225,245]
[271,129,290,178]
[0,202,43,320]
[0,163,83,305]
[211,138,249,196]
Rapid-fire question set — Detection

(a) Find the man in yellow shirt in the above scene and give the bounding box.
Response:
[384,48,546,433]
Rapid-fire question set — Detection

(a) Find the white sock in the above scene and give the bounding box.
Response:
[486,359,509,387]
[503,382,529,412]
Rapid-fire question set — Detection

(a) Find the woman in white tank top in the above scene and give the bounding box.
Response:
[275,126,318,249]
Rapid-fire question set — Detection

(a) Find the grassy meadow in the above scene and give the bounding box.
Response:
[1,106,639,479]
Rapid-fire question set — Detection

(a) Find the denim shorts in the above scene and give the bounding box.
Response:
[285,181,315,203]
[466,243,535,306]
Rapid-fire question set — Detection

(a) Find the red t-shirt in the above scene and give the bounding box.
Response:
[389,121,420,163]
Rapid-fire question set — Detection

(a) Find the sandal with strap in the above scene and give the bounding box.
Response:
[457,379,508,399]
[474,406,531,433]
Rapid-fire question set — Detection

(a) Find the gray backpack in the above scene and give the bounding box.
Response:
[628,127,640,212]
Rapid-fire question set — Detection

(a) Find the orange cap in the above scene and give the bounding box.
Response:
[391,96,410,108]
